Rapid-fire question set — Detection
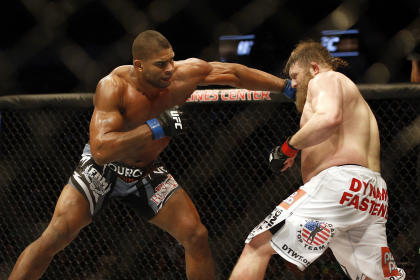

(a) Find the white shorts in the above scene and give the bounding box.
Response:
[246,165,405,280]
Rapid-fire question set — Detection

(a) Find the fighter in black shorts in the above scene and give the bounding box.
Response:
[69,143,180,219]
[9,30,293,280]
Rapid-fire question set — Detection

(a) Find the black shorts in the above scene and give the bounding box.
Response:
[68,144,181,219]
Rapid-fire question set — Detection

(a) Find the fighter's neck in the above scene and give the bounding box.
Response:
[128,68,163,98]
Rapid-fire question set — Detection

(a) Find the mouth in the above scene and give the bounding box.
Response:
[161,75,172,82]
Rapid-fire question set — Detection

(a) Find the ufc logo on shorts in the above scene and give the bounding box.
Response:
[170,111,182,129]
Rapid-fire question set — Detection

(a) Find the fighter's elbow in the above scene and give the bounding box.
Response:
[92,153,107,166]
[224,63,245,87]
[90,140,113,166]
[325,112,342,128]
[229,63,246,75]
[91,149,108,166]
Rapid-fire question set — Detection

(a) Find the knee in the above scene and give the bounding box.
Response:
[192,223,209,245]
[178,219,209,248]
[246,232,276,257]
[40,216,82,254]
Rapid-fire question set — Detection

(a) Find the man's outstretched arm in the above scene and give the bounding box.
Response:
[202,61,292,93]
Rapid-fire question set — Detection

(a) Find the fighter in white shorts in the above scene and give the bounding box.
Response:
[245,165,404,279]
[230,41,406,280]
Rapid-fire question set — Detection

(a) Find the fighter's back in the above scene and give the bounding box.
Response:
[300,71,381,183]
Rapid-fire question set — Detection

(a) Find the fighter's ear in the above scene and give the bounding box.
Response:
[133,59,143,70]
[310,62,320,75]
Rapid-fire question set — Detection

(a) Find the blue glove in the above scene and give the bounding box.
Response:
[283,79,296,100]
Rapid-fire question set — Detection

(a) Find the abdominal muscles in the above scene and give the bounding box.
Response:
[122,138,170,167]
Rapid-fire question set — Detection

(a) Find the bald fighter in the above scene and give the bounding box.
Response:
[9,30,293,280]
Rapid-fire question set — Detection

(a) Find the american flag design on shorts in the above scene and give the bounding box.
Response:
[301,221,331,246]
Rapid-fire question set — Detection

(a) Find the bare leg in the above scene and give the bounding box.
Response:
[149,188,214,280]
[9,185,92,280]
[229,230,275,280]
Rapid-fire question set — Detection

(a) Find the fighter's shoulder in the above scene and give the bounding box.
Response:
[314,70,343,82]
[94,67,130,106]
[96,67,129,92]
[175,58,211,74]
[309,71,344,89]
[175,58,208,67]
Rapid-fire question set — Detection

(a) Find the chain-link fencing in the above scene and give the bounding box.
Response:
[0,87,419,279]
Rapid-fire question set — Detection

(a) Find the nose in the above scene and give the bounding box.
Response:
[291,79,297,88]
[165,61,174,74]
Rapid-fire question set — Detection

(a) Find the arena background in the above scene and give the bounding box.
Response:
[0,0,420,279]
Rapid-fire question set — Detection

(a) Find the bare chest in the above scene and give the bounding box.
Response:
[122,89,172,130]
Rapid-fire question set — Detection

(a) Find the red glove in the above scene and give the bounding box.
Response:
[269,138,298,171]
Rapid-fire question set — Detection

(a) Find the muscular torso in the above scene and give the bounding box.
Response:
[300,72,381,183]
[118,79,172,166]
[90,61,208,167]
[90,58,284,167]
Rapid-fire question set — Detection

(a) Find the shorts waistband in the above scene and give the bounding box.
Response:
[324,164,381,176]
[105,162,155,183]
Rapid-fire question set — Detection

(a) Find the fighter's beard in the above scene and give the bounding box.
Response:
[295,73,312,113]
